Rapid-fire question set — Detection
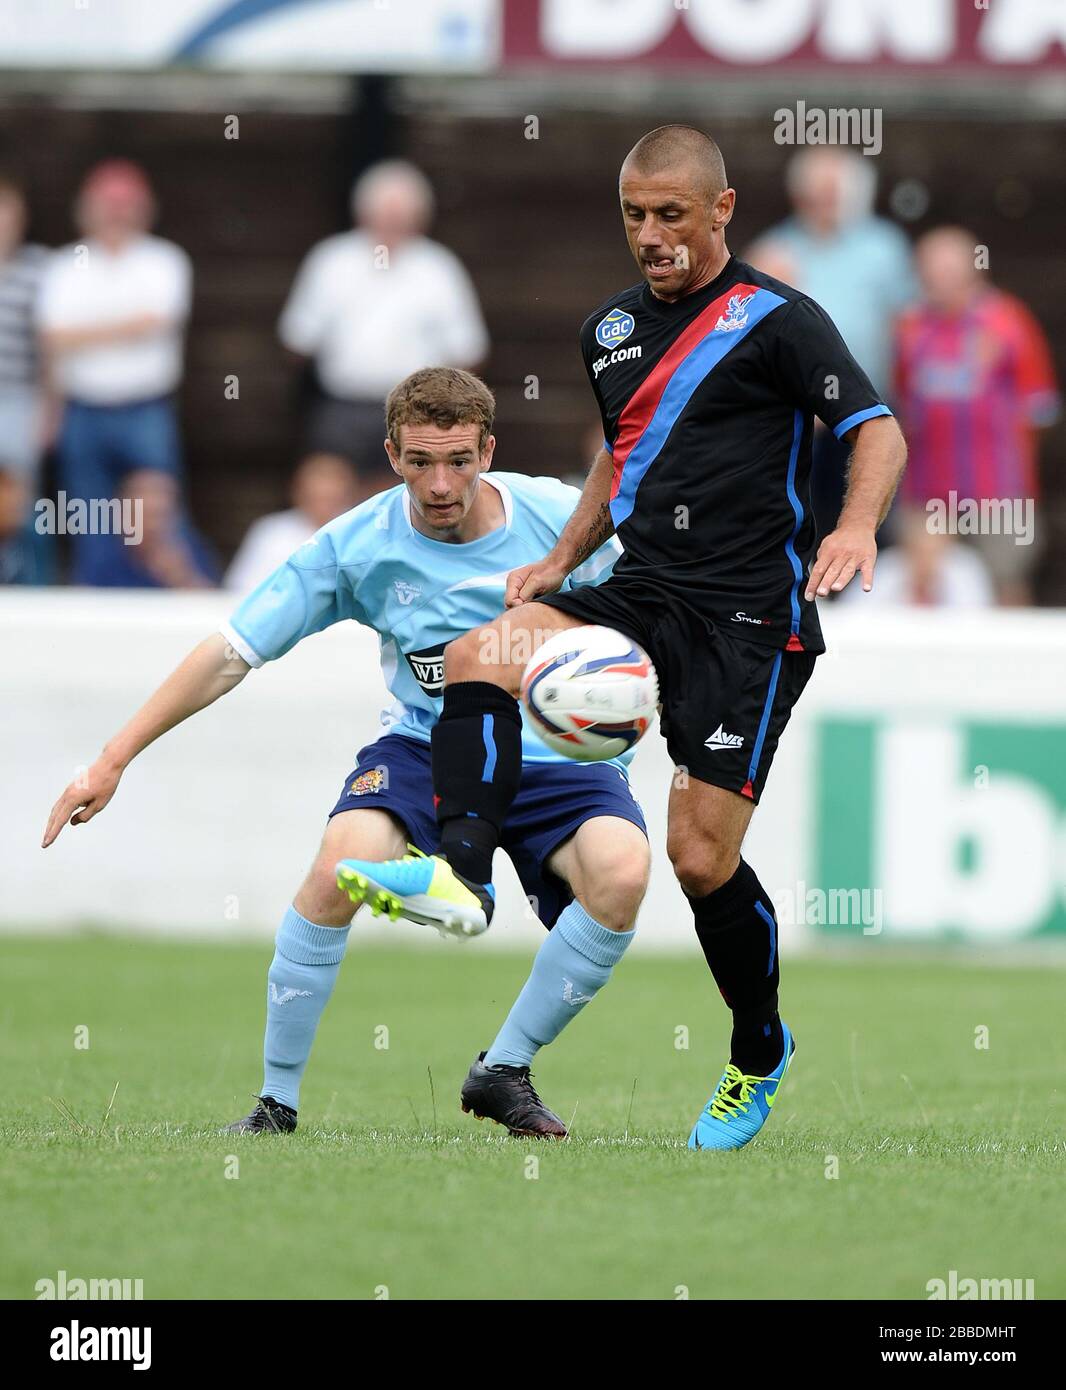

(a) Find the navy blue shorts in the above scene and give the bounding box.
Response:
[328,733,647,929]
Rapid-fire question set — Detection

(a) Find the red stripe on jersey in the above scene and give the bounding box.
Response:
[609,282,760,501]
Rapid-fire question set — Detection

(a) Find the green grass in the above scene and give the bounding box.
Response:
[2,934,1064,1300]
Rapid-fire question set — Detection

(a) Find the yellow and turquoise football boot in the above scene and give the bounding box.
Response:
[688,1023,796,1151]
[336,846,493,940]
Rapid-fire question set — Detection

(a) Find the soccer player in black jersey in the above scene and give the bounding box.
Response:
[340,125,907,1148]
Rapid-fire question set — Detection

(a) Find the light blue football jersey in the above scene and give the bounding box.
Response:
[221,472,627,766]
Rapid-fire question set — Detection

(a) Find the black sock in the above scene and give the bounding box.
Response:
[686,859,784,1076]
[431,681,522,884]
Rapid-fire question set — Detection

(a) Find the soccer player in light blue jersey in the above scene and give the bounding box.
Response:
[42,368,649,1139]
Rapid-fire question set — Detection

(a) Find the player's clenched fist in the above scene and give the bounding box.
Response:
[42,755,124,848]
[505,560,569,607]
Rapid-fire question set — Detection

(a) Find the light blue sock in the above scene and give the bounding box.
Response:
[261,906,349,1111]
[484,901,635,1068]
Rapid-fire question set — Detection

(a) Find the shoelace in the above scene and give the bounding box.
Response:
[254,1098,280,1127]
[707,1064,761,1123]
[494,1065,544,1110]
[251,1095,293,1131]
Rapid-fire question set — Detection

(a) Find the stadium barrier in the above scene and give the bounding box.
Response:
[3,590,1064,952]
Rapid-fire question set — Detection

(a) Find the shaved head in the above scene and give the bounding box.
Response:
[621,125,728,204]
[618,125,734,302]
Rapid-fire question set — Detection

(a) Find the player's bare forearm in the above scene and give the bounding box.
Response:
[839,415,908,531]
[103,633,250,768]
[806,416,907,600]
[506,448,617,606]
[42,633,250,847]
[554,448,617,569]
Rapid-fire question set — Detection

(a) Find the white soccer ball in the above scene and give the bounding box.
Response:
[520,625,659,762]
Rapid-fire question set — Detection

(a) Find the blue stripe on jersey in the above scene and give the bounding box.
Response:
[783,410,805,638]
[747,650,783,788]
[833,404,892,439]
[610,288,787,529]
[481,713,497,782]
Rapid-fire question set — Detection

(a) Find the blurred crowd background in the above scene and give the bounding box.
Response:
[0,0,1063,609]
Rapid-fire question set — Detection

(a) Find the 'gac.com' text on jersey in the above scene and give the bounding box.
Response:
[582,255,893,654]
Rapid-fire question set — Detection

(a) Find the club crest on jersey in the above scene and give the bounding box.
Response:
[348,768,385,796]
[714,291,756,333]
[393,579,422,605]
[595,307,635,349]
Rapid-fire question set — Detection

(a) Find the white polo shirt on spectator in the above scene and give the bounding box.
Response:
[37,234,192,405]
[278,230,488,400]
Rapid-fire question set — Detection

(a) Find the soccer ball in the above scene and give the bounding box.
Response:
[520,625,659,762]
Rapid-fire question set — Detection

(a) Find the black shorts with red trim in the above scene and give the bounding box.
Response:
[538,580,817,803]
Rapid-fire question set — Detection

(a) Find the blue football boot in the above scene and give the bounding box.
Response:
[688,1023,796,1151]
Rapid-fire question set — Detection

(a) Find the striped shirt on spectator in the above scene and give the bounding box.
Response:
[0,243,48,387]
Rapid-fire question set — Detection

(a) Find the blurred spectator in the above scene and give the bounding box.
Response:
[0,469,45,584]
[0,176,49,492]
[37,160,192,584]
[743,238,799,289]
[895,227,1060,606]
[224,452,360,593]
[758,148,916,537]
[279,159,488,496]
[0,176,51,585]
[89,470,217,589]
[840,505,994,608]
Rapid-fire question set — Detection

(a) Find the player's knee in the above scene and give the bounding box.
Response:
[443,627,491,684]
[294,855,356,928]
[579,845,649,931]
[443,623,523,694]
[667,833,738,899]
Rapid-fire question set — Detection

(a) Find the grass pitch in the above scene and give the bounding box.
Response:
[2,934,1063,1301]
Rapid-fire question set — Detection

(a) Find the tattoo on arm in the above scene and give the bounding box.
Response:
[573,500,614,565]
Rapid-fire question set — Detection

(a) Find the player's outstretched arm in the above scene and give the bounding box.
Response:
[805,416,907,601]
[42,633,250,848]
[506,447,617,607]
